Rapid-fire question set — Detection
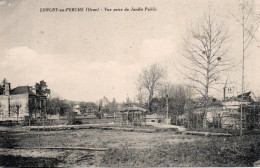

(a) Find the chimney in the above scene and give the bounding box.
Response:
[4,83,10,96]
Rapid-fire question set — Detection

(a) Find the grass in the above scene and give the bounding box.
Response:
[187,127,260,135]
[100,134,260,167]
[1,129,259,167]
[0,155,60,167]
[6,129,201,149]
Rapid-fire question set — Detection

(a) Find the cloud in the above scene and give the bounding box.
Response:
[0,47,142,102]
[139,38,175,65]
[0,40,180,102]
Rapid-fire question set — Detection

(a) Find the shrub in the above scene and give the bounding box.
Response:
[70,118,83,125]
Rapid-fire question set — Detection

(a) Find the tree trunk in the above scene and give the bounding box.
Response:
[203,52,210,128]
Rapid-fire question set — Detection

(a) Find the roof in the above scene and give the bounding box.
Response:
[146,113,165,119]
[237,91,252,98]
[11,86,36,95]
[119,106,148,113]
[237,91,257,102]
[73,105,80,108]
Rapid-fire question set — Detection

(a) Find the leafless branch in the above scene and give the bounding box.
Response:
[181,5,230,107]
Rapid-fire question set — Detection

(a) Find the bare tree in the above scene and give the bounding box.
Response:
[136,63,166,110]
[158,83,194,122]
[10,100,22,123]
[181,7,230,108]
[46,91,57,114]
[159,83,193,100]
[230,0,259,95]
[230,0,260,136]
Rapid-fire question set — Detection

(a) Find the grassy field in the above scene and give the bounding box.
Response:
[0,129,259,167]
[101,134,260,167]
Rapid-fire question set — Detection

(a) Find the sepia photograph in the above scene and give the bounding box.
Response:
[0,0,260,167]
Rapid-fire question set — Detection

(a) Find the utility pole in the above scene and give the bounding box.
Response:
[8,96,10,117]
[240,0,245,137]
[164,59,169,125]
[166,94,169,125]
[229,0,260,137]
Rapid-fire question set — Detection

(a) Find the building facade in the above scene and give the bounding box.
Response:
[0,79,46,122]
[223,76,235,101]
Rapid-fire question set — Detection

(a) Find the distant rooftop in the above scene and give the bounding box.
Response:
[119,106,148,112]
[237,91,252,98]
[11,86,36,95]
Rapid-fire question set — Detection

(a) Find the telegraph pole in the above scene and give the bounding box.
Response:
[230,0,260,137]
[166,93,169,125]
[240,0,245,137]
[164,59,169,125]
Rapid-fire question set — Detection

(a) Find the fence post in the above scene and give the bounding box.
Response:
[38,125,40,150]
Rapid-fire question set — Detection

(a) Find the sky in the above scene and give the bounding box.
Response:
[0,0,260,102]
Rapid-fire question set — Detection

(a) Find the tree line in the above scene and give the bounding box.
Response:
[135,0,260,127]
